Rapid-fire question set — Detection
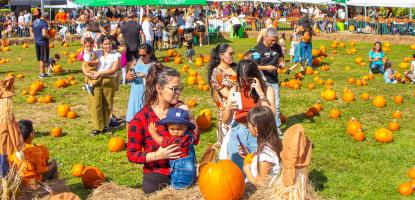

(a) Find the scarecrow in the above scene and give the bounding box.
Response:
[0,76,25,199]
[270,124,315,200]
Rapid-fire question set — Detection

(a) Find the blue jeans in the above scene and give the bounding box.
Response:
[300,41,313,67]
[228,122,258,170]
[268,83,281,128]
[169,145,196,189]
[370,63,385,74]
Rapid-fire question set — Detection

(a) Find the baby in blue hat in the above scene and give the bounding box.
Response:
[149,108,196,189]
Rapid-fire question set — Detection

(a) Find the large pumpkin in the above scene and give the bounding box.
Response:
[57,105,71,117]
[374,128,393,143]
[398,182,414,196]
[322,89,336,101]
[71,164,85,177]
[342,91,355,102]
[81,166,105,189]
[199,160,245,200]
[196,113,211,131]
[372,96,386,108]
[108,137,125,152]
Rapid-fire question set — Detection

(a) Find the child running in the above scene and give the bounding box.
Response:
[239,106,282,186]
[148,108,196,189]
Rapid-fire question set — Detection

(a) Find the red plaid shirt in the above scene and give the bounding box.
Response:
[127,105,199,175]
[161,134,192,158]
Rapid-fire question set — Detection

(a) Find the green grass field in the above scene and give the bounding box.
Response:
[1,37,415,199]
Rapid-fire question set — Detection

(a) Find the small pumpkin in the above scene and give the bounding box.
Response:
[67,111,78,119]
[360,92,369,100]
[307,83,315,90]
[388,120,400,132]
[187,76,197,85]
[347,118,362,135]
[353,129,365,141]
[322,89,336,101]
[57,105,71,117]
[51,127,62,138]
[199,160,245,200]
[108,137,125,152]
[27,96,36,104]
[407,166,415,179]
[398,182,414,196]
[342,91,355,103]
[372,96,386,108]
[393,96,403,104]
[392,110,402,119]
[174,57,182,64]
[166,49,175,57]
[71,164,85,177]
[186,99,197,108]
[81,166,105,189]
[196,113,211,131]
[329,109,340,119]
[347,78,356,84]
[374,128,393,143]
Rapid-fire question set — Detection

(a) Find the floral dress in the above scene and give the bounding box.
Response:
[210,67,237,143]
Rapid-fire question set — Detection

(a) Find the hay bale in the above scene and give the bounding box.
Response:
[17,179,71,200]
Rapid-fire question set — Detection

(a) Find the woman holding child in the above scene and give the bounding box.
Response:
[82,36,120,136]
[127,63,199,194]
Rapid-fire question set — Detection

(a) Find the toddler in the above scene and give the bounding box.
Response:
[384,60,397,84]
[80,37,99,94]
[47,54,61,74]
[184,33,195,63]
[148,108,196,189]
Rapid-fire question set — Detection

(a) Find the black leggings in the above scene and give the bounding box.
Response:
[233,24,241,37]
[142,173,170,194]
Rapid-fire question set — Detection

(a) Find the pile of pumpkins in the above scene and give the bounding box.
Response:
[383,42,392,52]
[56,104,77,119]
[0,58,10,64]
[164,49,183,64]
[397,166,415,196]
[23,81,47,104]
[399,56,412,70]
[55,75,77,88]
[71,164,105,189]
[185,68,210,92]
[354,57,367,67]
[280,78,302,90]
[194,54,210,67]
[346,73,373,87]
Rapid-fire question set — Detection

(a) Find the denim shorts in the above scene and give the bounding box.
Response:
[227,122,258,170]
[169,145,196,189]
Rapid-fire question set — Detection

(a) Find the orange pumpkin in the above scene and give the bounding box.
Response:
[307,83,315,89]
[313,103,323,112]
[355,57,362,64]
[353,129,365,141]
[374,128,393,143]
[186,99,197,108]
[408,166,415,179]
[398,182,414,196]
[67,75,75,81]
[81,166,105,189]
[22,89,28,95]
[27,96,36,104]
[411,44,415,50]
[305,67,314,75]
[322,89,336,101]
[199,160,244,200]
[372,96,386,108]
[329,109,340,119]
[49,192,81,200]
[44,95,53,103]
[51,127,62,138]
[280,114,287,123]
[108,137,125,152]
[195,57,203,67]
[174,57,182,64]
[388,120,400,132]
[48,28,56,38]
[202,85,209,91]
[326,79,334,85]
[16,74,24,79]
[368,74,374,80]
[71,164,85,177]
[57,105,71,117]
[360,92,369,100]
[187,76,197,85]
[392,110,402,119]
[347,78,356,84]
[343,91,355,103]
[166,49,175,57]
[347,118,362,135]
[196,113,211,131]
[393,96,403,104]
[67,111,77,119]
[63,43,69,48]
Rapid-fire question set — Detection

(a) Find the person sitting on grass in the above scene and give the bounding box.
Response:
[47,54,61,74]
[9,120,58,187]
[239,106,282,186]
[404,54,415,84]
[368,41,385,74]
[148,108,196,190]
[383,60,398,84]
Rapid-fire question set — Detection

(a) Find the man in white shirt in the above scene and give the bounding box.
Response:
[23,11,31,25]
[142,16,154,48]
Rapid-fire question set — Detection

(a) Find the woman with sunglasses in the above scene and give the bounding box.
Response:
[125,44,156,128]
[127,63,199,194]
[223,59,275,170]
[85,35,120,136]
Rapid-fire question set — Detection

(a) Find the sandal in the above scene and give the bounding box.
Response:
[90,130,101,136]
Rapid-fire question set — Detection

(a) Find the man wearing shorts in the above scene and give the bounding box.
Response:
[31,12,50,78]
[121,12,144,68]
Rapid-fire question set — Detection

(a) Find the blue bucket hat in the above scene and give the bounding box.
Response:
[159,108,195,131]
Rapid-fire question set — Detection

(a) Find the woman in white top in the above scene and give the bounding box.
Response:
[240,106,282,186]
[184,11,195,34]
[142,16,154,49]
[83,36,121,136]
[228,12,241,38]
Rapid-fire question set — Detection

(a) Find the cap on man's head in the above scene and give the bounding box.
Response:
[99,18,111,28]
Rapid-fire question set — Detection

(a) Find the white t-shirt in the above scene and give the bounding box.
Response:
[142,20,154,42]
[18,16,24,27]
[83,49,95,62]
[96,50,121,77]
[185,15,195,29]
[249,145,281,179]
[230,16,241,25]
[24,13,31,23]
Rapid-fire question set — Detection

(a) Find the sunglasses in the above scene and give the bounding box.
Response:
[139,54,148,57]
[166,86,184,94]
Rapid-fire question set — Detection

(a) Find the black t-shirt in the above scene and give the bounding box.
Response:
[186,40,193,49]
[121,20,142,51]
[254,42,284,84]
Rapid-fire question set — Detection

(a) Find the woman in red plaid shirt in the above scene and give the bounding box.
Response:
[127,63,199,194]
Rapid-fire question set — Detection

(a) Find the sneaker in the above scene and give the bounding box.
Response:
[90,130,102,136]
[285,69,291,75]
[112,115,124,123]
[39,73,49,78]
[109,120,122,128]
[85,84,94,95]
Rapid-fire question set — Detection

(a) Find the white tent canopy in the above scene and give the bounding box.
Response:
[346,0,415,8]
[280,0,332,4]
[44,1,83,9]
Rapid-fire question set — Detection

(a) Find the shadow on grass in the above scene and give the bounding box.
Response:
[53,69,83,77]
[69,182,91,200]
[282,112,318,132]
[309,169,328,192]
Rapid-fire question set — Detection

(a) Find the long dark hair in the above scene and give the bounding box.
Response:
[138,43,157,62]
[372,41,383,52]
[247,106,282,174]
[144,63,180,106]
[207,43,231,84]
[237,59,267,103]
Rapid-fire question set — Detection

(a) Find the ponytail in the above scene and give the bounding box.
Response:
[144,62,180,106]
